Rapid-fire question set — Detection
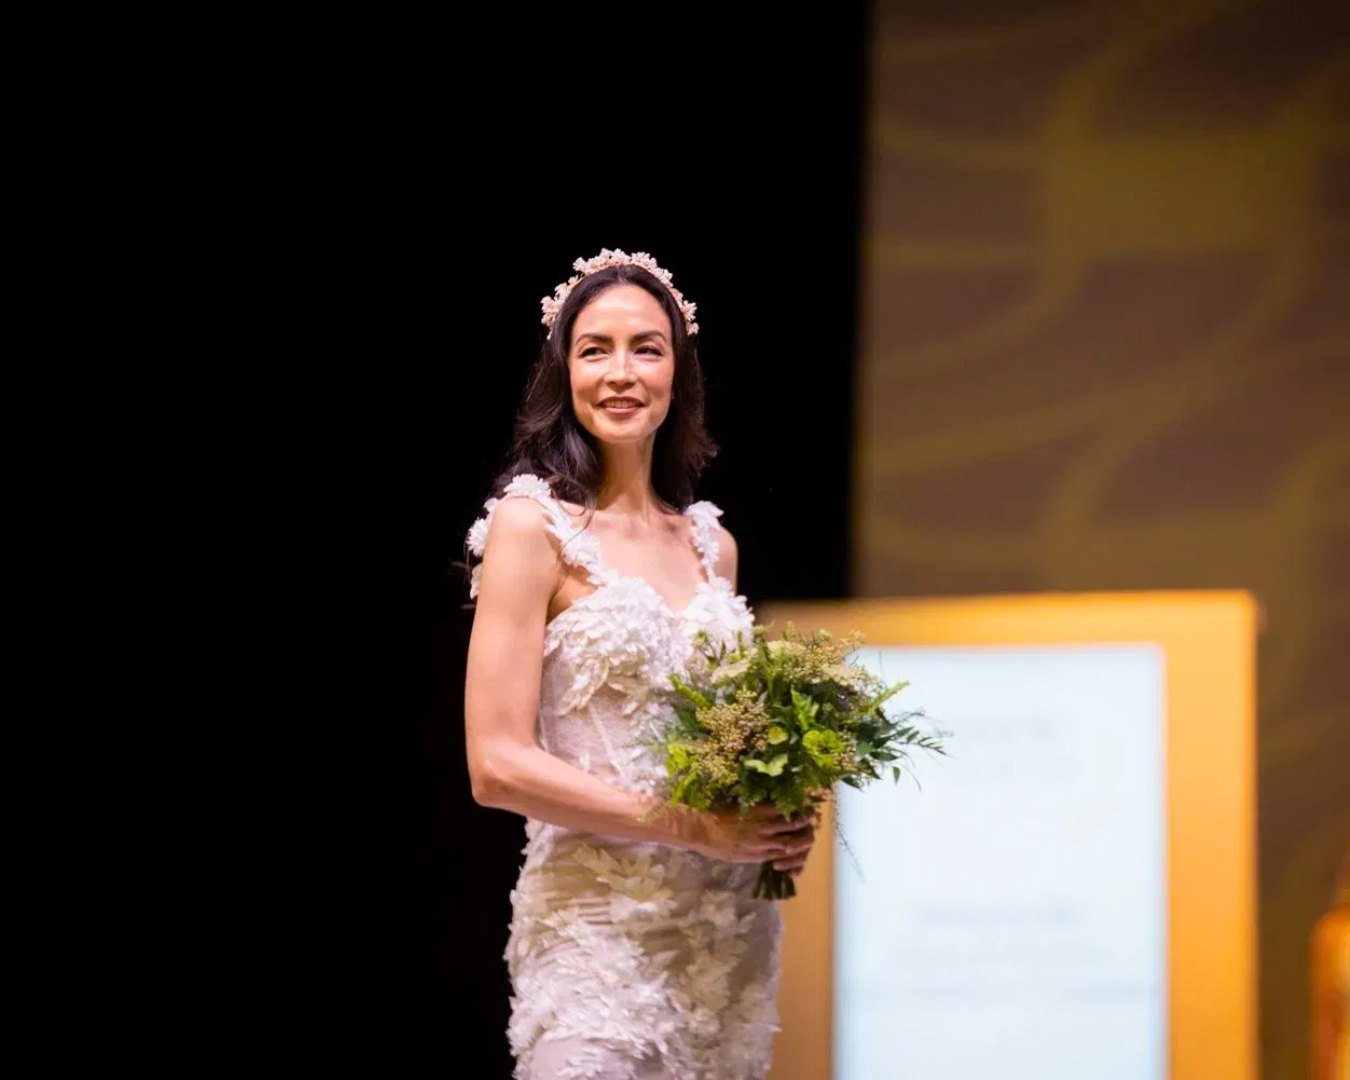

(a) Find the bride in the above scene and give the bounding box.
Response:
[462,249,820,1079]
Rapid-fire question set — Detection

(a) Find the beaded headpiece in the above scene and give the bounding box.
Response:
[540,247,699,338]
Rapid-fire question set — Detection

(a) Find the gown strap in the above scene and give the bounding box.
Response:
[465,473,612,599]
[682,500,726,584]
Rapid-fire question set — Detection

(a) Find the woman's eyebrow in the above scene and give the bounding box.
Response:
[576,331,667,344]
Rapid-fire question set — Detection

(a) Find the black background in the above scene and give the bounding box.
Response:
[177,7,869,1074]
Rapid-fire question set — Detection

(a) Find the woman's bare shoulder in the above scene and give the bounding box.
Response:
[479,496,562,564]
[474,496,565,605]
[712,522,738,587]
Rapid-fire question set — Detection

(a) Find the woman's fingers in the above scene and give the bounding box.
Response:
[771,827,819,869]
[767,815,817,836]
[768,829,817,855]
[743,805,822,863]
[750,830,814,860]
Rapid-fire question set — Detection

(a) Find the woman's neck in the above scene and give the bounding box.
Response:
[595,448,666,523]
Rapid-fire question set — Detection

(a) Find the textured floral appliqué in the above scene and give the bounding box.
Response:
[464,474,783,1080]
[543,578,673,718]
[572,843,677,922]
[466,474,606,600]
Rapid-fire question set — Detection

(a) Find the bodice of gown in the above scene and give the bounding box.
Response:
[467,471,757,802]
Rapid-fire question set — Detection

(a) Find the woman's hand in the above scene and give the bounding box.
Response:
[691,803,820,868]
[771,808,820,881]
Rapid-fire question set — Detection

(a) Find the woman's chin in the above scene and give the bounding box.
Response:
[586,413,663,442]
[595,431,652,446]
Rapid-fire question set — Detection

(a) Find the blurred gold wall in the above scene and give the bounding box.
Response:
[857,3,1349,1076]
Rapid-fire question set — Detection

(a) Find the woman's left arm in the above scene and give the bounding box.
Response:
[714,525,739,591]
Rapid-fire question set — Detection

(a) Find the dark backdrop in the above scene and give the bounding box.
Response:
[263,9,873,1074]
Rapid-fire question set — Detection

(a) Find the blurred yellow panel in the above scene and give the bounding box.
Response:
[765,590,1258,1080]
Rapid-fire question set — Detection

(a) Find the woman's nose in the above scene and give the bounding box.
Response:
[605,350,637,375]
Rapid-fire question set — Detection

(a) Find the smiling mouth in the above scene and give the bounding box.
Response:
[600,401,644,410]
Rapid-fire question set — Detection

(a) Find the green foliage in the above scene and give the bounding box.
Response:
[649,619,948,899]
[745,753,789,776]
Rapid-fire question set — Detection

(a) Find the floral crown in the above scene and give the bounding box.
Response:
[540,247,699,338]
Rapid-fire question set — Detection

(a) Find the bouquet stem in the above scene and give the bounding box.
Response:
[754,861,797,901]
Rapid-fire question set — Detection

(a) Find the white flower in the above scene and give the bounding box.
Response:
[684,502,723,579]
[466,516,489,556]
[549,579,668,713]
[503,472,554,501]
[711,656,752,684]
[540,248,700,336]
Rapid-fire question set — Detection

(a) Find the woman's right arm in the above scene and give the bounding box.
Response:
[464,497,814,861]
[463,498,699,849]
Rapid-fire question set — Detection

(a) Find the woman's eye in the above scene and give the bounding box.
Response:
[579,346,662,357]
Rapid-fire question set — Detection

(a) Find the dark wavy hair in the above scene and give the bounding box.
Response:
[456,261,720,600]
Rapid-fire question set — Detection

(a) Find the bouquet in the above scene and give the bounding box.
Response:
[641,620,946,900]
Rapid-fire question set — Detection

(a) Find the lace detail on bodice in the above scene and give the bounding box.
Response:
[465,473,755,795]
[465,473,779,1079]
[467,473,610,600]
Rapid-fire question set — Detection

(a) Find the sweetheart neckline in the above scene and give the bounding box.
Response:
[544,575,724,635]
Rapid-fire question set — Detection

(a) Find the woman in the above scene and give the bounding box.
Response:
[463,249,820,1079]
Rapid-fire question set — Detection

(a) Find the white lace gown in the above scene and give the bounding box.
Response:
[466,473,784,1080]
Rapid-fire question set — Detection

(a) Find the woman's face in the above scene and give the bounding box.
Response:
[568,284,676,447]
